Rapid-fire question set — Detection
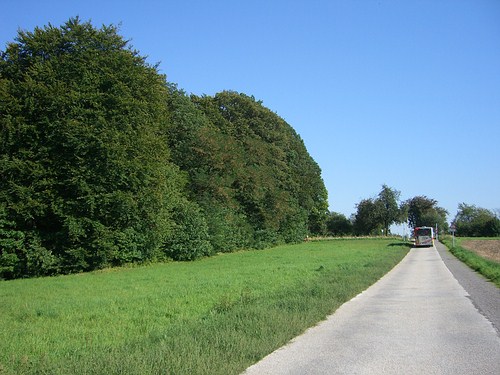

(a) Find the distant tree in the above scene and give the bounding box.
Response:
[454,203,500,237]
[403,196,448,232]
[353,198,381,235]
[326,212,353,236]
[375,185,402,236]
[353,185,403,236]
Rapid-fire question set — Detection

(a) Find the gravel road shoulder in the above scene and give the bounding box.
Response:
[435,240,500,334]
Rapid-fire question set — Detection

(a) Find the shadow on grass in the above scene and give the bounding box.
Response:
[388,242,414,248]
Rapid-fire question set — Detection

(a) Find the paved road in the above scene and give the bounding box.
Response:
[435,240,500,334]
[243,244,500,374]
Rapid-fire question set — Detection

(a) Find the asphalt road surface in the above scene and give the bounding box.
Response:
[243,243,500,374]
[435,240,500,335]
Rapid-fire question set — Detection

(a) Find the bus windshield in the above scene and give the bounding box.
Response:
[415,228,432,237]
[414,226,434,247]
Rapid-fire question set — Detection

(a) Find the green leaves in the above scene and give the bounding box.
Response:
[353,185,402,236]
[454,203,500,237]
[163,200,213,261]
[1,19,329,278]
[0,18,184,277]
[404,196,448,231]
[189,91,328,246]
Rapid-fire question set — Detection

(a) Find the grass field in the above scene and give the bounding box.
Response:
[440,236,500,288]
[0,239,408,375]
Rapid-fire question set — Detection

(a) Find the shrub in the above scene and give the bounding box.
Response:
[163,201,214,261]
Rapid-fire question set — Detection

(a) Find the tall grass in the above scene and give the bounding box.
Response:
[440,236,500,287]
[0,239,408,375]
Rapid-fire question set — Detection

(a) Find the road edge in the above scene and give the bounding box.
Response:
[435,240,500,336]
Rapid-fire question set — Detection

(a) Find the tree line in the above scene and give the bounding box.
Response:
[0,18,328,279]
[452,203,500,237]
[326,185,499,238]
[1,19,497,280]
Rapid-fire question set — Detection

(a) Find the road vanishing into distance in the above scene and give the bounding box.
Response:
[243,241,500,375]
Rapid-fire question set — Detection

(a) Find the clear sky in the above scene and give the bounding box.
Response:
[2,0,499,226]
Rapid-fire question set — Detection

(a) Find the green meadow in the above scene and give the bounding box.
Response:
[0,239,408,375]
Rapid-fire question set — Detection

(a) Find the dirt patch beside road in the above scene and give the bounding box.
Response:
[461,240,500,263]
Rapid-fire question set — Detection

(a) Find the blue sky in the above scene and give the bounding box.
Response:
[2,0,499,227]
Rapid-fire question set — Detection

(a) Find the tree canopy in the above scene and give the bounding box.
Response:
[5,18,496,280]
[453,203,500,237]
[403,196,448,231]
[0,18,186,277]
[0,19,329,279]
[376,184,402,236]
[353,185,402,236]
[326,212,353,236]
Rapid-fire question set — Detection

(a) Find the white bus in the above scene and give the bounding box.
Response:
[414,226,434,247]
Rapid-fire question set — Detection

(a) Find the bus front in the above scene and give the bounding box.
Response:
[414,227,434,247]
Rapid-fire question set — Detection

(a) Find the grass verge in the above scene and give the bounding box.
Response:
[440,236,500,288]
[0,239,408,375]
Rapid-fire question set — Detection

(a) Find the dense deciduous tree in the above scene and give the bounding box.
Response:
[162,200,213,261]
[403,195,448,232]
[376,184,402,236]
[1,19,329,278]
[0,18,186,277]
[353,185,402,236]
[353,198,381,235]
[326,212,353,236]
[453,203,499,237]
[190,91,328,245]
